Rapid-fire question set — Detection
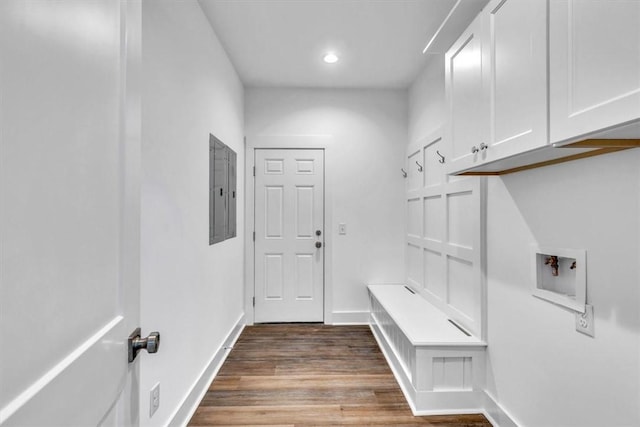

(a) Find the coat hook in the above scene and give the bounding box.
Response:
[415,161,423,172]
[436,150,445,164]
[570,261,577,270]
[401,168,407,178]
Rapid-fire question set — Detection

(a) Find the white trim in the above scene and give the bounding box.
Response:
[422,0,462,53]
[482,391,520,427]
[244,135,335,325]
[0,317,124,423]
[168,314,245,427]
[330,310,370,325]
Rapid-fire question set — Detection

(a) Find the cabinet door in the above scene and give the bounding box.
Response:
[550,0,640,143]
[212,138,228,244]
[227,149,237,239]
[483,0,547,159]
[445,14,486,174]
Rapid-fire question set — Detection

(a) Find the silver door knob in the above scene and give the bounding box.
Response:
[479,142,488,150]
[128,328,161,363]
[315,241,322,249]
[471,146,479,154]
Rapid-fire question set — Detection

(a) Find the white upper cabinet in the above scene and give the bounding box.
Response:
[549,0,640,143]
[483,0,548,159]
[447,0,548,175]
[445,14,486,173]
[446,0,639,175]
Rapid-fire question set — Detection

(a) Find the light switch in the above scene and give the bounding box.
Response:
[338,223,346,235]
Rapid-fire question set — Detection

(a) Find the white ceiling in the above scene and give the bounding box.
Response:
[198,0,487,89]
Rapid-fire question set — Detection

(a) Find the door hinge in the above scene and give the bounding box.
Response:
[252,296,255,307]
[253,231,255,241]
[253,166,255,176]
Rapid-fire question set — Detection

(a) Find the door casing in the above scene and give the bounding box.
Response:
[244,135,334,324]
[253,148,325,322]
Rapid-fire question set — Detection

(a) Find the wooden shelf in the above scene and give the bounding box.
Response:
[456,139,640,176]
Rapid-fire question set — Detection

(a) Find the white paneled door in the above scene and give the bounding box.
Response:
[0,1,141,425]
[254,149,324,322]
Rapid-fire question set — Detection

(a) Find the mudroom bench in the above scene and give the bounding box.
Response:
[367,283,487,416]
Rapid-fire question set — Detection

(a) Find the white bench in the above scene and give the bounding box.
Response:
[368,283,487,416]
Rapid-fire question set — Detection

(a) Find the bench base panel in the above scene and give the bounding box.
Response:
[370,322,483,415]
[370,320,517,426]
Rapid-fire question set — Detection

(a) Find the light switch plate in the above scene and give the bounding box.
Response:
[338,223,346,235]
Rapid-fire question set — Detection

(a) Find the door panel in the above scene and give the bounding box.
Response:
[265,186,284,237]
[0,0,140,424]
[295,254,314,299]
[447,22,484,167]
[254,149,324,323]
[484,0,547,157]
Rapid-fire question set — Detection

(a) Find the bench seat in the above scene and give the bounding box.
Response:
[368,284,485,346]
[367,283,487,417]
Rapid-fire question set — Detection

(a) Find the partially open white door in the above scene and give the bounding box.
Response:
[254,149,324,323]
[0,1,142,425]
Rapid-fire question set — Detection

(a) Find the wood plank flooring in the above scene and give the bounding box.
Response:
[188,324,492,426]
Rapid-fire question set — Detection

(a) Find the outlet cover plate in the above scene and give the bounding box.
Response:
[575,304,594,337]
[150,382,160,417]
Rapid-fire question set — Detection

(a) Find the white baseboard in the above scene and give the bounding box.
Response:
[168,314,245,427]
[482,391,519,427]
[330,310,370,325]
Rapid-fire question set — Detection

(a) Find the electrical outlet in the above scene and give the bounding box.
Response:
[575,304,594,337]
[150,382,160,417]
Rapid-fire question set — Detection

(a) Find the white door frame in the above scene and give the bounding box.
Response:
[244,135,334,324]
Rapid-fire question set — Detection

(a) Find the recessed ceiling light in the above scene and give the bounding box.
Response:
[323,52,339,64]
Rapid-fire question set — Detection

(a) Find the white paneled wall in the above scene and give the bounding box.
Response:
[405,129,485,339]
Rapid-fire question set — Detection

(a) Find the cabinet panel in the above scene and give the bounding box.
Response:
[407,243,423,289]
[446,14,485,172]
[424,137,444,188]
[424,249,446,302]
[550,0,640,143]
[447,191,474,249]
[407,149,422,191]
[424,195,444,242]
[209,134,237,244]
[227,149,237,238]
[212,138,228,244]
[405,129,485,338]
[407,198,422,238]
[485,0,547,157]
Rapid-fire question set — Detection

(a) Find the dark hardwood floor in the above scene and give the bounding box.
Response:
[188,324,492,426]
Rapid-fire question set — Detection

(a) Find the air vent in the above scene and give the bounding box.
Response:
[448,319,471,337]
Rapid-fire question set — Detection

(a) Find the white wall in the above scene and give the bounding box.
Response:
[409,56,445,144]
[485,151,640,427]
[141,1,244,425]
[245,88,407,321]
[409,53,640,427]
